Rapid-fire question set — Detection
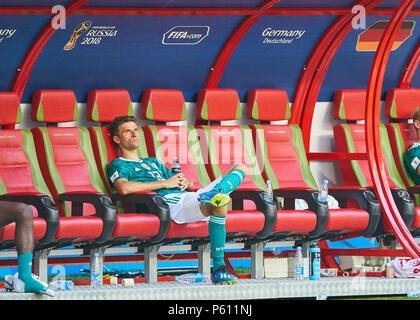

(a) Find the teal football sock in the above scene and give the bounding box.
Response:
[209,214,226,271]
[212,169,245,194]
[17,252,47,293]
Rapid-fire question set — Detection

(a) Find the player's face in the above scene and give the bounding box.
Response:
[114,121,140,150]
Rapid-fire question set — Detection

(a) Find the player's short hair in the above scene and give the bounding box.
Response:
[109,116,137,138]
[413,106,420,122]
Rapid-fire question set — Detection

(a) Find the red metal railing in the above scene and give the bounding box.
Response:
[0,7,419,15]
[11,0,91,100]
[204,0,281,89]
[290,0,383,151]
[2,0,419,266]
[398,41,420,88]
[365,0,420,259]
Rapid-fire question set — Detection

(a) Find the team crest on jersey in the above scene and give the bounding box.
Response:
[110,170,119,183]
[141,163,151,170]
[411,157,420,170]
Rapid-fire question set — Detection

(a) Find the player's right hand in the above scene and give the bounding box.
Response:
[165,173,184,189]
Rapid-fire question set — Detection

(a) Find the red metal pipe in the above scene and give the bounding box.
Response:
[318,239,340,270]
[307,152,367,160]
[398,41,420,88]
[290,0,381,270]
[266,8,420,15]
[365,0,420,258]
[1,6,420,16]
[204,0,282,89]
[366,3,417,255]
[299,3,385,151]
[77,7,256,15]
[291,0,383,149]
[0,7,52,14]
[290,0,380,126]
[322,248,407,257]
[11,0,91,100]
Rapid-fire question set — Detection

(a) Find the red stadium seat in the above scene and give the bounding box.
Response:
[195,88,317,240]
[30,90,118,243]
[32,89,167,246]
[332,89,416,234]
[87,89,146,195]
[87,88,268,280]
[140,89,209,189]
[385,88,420,188]
[245,89,379,239]
[140,88,274,240]
[0,92,58,248]
[86,89,168,243]
[384,87,420,233]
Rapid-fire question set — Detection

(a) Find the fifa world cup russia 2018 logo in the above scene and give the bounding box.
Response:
[64,21,92,51]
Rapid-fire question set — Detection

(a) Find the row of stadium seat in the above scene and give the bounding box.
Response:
[0,87,415,281]
[333,87,420,236]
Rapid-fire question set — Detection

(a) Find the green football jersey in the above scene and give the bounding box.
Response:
[404,142,420,185]
[107,157,186,197]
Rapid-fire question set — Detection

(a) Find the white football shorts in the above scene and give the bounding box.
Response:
[163,176,223,224]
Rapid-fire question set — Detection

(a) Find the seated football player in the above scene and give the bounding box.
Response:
[108,116,248,284]
[404,106,420,185]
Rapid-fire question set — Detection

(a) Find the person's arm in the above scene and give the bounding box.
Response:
[404,151,420,179]
[153,158,195,191]
[114,175,181,196]
[176,175,195,191]
[108,159,182,195]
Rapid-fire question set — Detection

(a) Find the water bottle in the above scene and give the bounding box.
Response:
[318,179,328,202]
[316,292,328,300]
[174,273,210,283]
[48,280,74,290]
[90,252,102,288]
[263,180,273,202]
[309,242,321,280]
[294,246,304,280]
[407,289,420,298]
[171,156,181,174]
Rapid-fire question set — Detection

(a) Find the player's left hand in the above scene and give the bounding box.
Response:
[178,176,194,191]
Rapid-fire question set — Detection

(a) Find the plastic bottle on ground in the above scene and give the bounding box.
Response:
[316,292,328,300]
[175,273,210,283]
[90,252,102,288]
[407,289,420,298]
[48,280,74,290]
[294,247,304,280]
[309,242,321,280]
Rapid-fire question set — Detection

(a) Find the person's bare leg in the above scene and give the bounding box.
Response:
[0,201,51,294]
[198,163,247,207]
[199,204,227,217]
[221,163,248,178]
[0,201,34,255]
